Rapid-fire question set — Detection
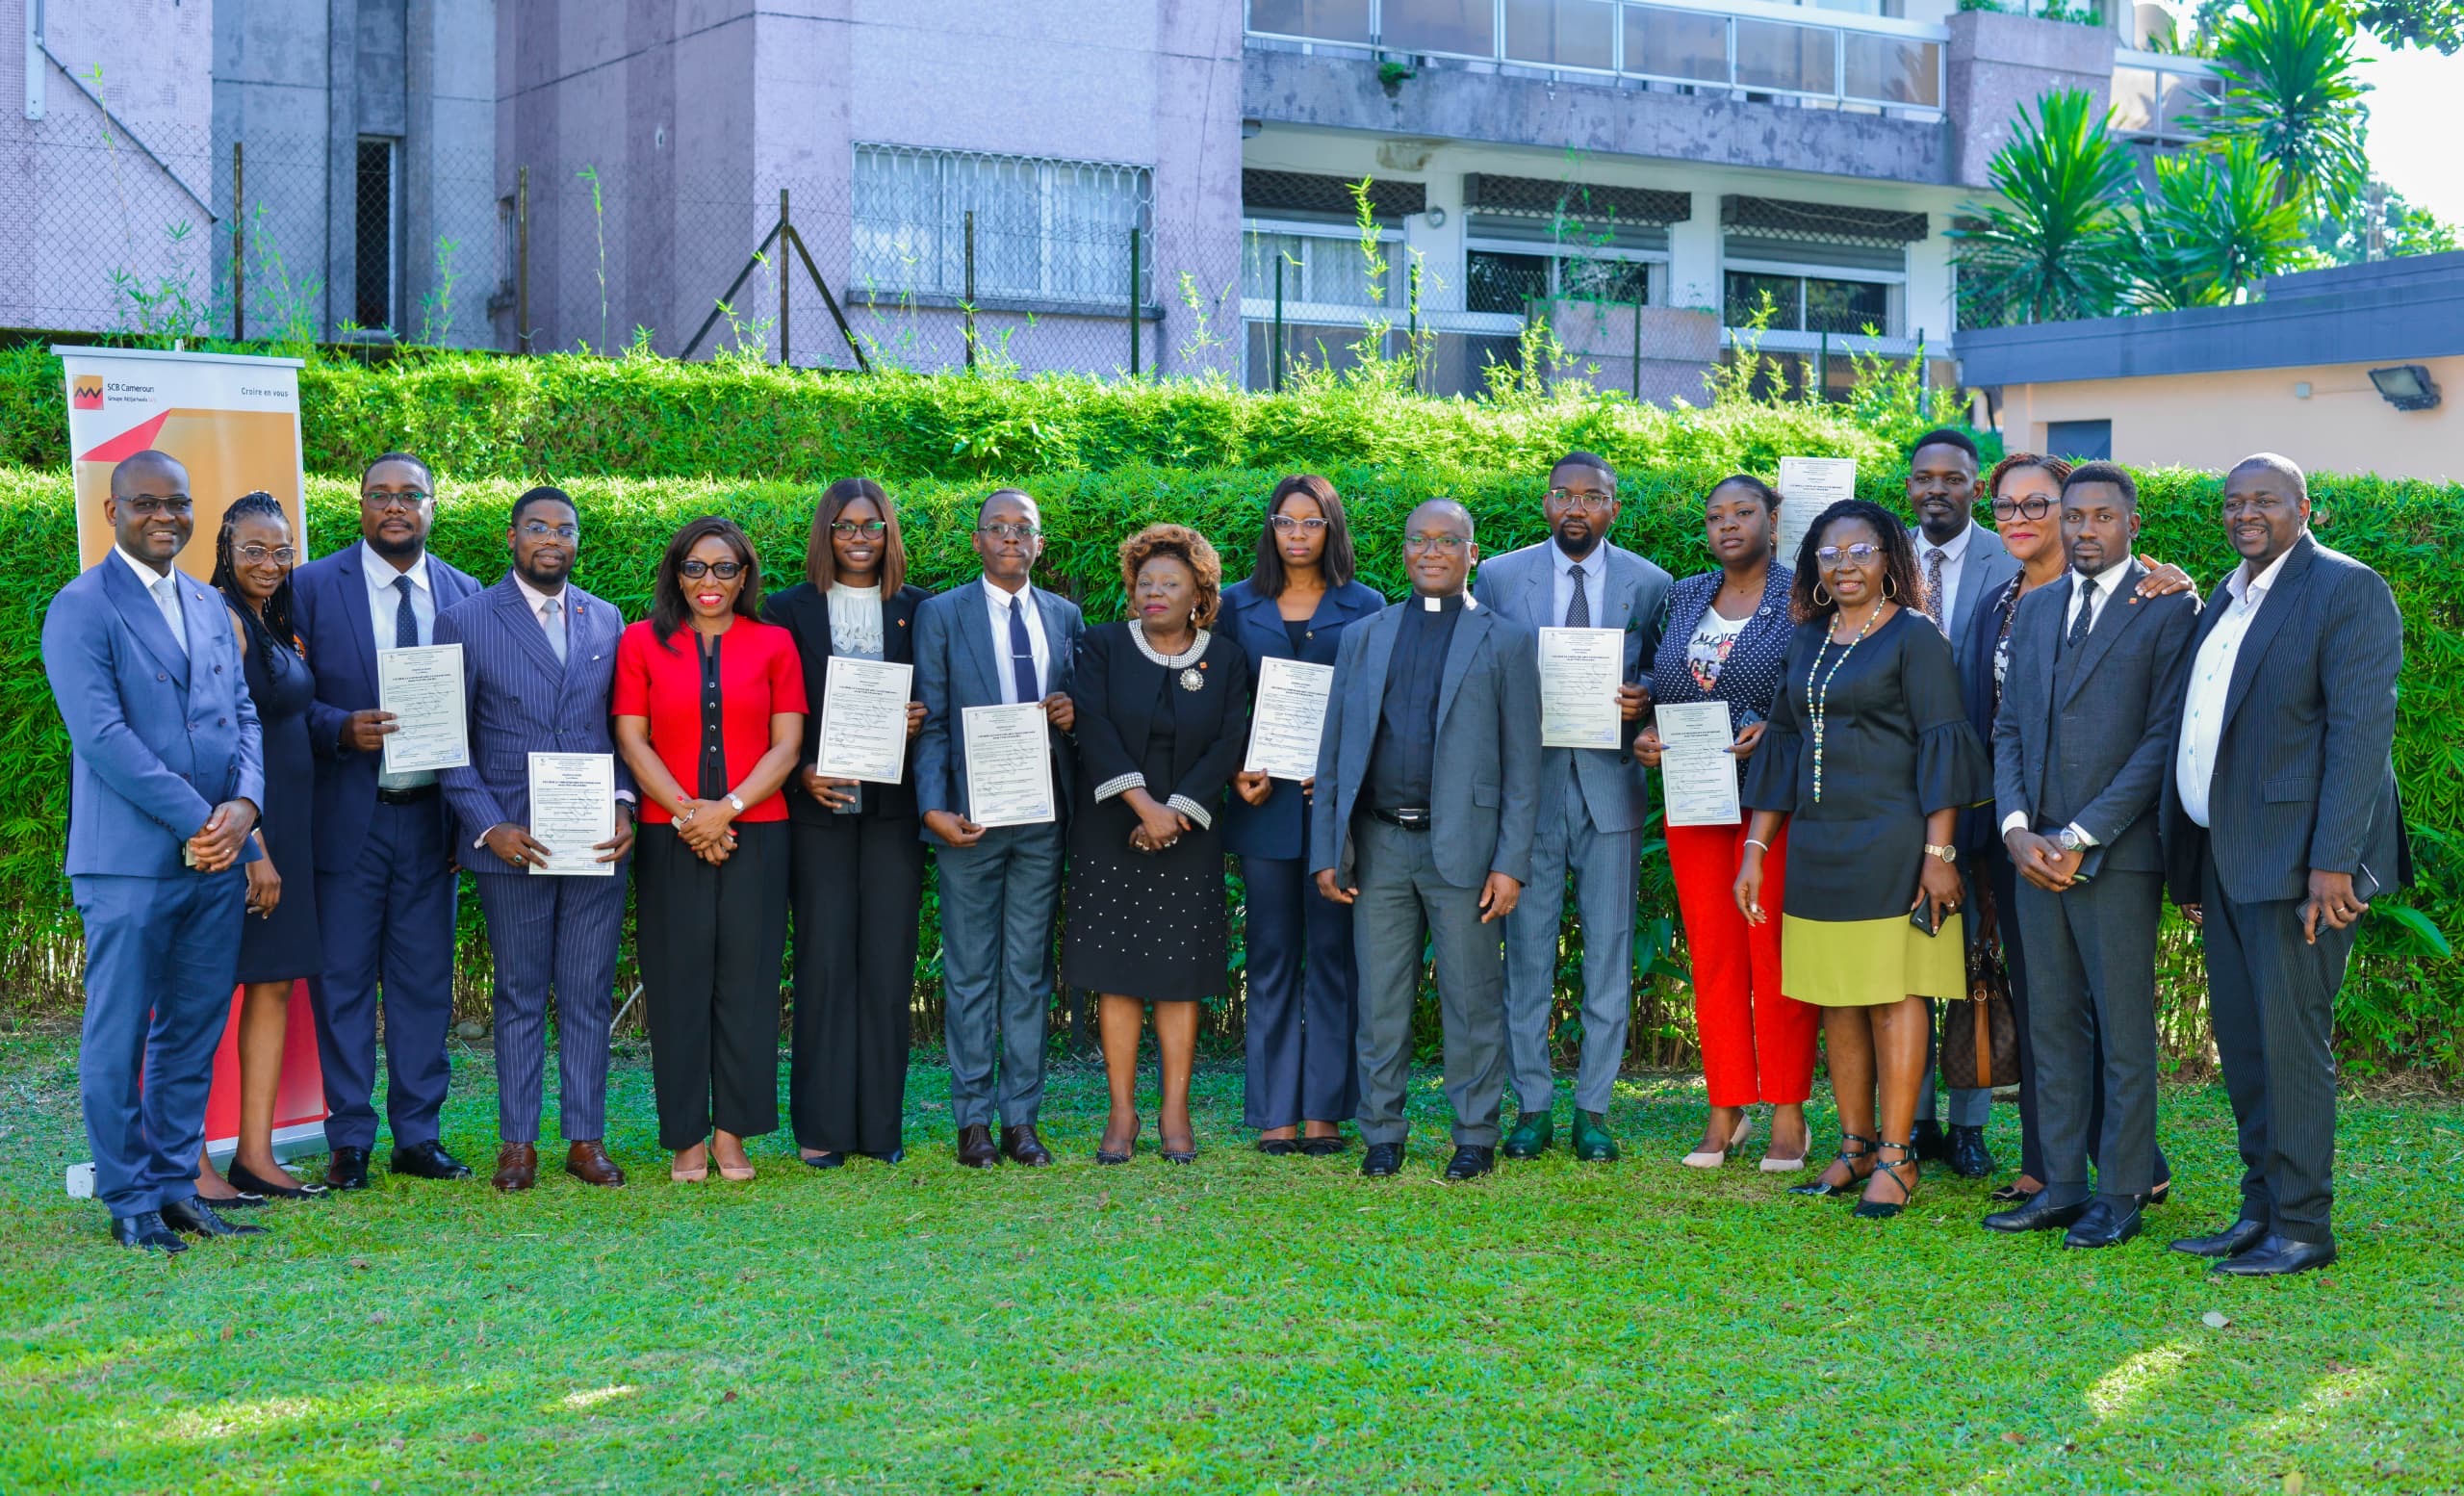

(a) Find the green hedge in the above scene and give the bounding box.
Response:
[6,462,2457,1075]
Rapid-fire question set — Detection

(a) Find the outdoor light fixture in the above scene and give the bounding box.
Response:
[2367,364,2442,411]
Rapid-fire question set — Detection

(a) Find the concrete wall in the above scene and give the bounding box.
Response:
[1942,11,2114,191]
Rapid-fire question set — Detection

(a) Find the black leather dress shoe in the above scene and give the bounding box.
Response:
[2063,1197,2145,1250]
[956,1124,999,1169]
[1442,1145,1497,1182]
[1360,1142,1405,1177]
[389,1141,474,1180]
[111,1210,188,1253]
[1911,1119,1949,1163]
[1945,1124,1994,1179]
[1982,1194,2088,1233]
[861,1148,907,1165]
[161,1196,265,1238]
[2210,1233,2337,1277]
[2169,1217,2269,1259]
[326,1147,371,1191]
[1001,1124,1055,1167]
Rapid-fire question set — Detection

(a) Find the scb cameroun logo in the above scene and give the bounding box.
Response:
[71,375,104,409]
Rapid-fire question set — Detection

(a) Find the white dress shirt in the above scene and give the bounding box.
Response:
[2174,545,2296,830]
[981,576,1050,704]
[1998,557,2142,847]
[1912,519,1976,630]
[363,540,438,789]
[116,545,188,658]
[512,571,567,661]
[1550,538,1604,628]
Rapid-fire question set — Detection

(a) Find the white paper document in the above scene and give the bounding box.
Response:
[1655,700,1742,829]
[818,656,914,785]
[376,643,470,775]
[962,703,1057,828]
[1537,627,1626,750]
[1243,657,1336,781]
[1776,456,1859,571]
[526,752,617,876]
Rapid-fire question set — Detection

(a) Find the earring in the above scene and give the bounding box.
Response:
[1882,573,1899,601]
[1813,581,1832,607]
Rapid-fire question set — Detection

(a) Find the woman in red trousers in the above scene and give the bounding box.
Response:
[1639,475,1820,1172]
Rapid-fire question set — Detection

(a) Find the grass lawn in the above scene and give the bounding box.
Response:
[2,1026,2457,1495]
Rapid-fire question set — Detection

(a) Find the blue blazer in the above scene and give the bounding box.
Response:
[44,556,265,879]
[289,545,482,872]
[1217,575,1386,860]
[912,580,1085,846]
[431,576,633,875]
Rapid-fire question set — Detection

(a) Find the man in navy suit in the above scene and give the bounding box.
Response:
[44,451,267,1251]
[289,451,482,1189]
[434,487,636,1193]
[912,488,1083,1169]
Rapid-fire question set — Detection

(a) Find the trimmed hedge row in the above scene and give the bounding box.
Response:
[6,462,2457,1074]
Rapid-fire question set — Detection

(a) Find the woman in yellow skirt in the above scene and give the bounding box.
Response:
[1732,499,1989,1219]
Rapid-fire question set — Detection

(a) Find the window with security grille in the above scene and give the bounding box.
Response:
[354,139,398,331]
[1243,229,1403,308]
[854,145,1152,307]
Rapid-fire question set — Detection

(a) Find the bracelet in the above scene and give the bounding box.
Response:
[1744,838,1771,853]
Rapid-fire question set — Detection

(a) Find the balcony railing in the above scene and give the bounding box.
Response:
[2109,48,2223,143]
[1246,0,1948,117]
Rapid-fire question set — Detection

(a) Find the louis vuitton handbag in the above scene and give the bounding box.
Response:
[1942,876,2020,1091]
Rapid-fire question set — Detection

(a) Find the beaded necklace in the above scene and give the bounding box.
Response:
[1806,604,1885,803]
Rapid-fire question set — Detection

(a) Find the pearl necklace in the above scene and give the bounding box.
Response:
[1807,606,1884,804]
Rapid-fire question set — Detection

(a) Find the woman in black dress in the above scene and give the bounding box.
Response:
[1065,525,1250,1164]
[194,492,326,1204]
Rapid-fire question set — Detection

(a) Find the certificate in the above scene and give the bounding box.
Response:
[962,703,1057,828]
[526,752,617,876]
[1777,456,1858,571]
[1243,657,1335,781]
[818,657,914,785]
[1656,700,1742,829]
[375,643,470,775]
[1537,628,1625,750]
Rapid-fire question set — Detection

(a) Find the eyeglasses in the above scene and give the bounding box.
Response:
[679,558,745,580]
[1545,488,1615,511]
[1269,515,1329,533]
[118,495,192,518]
[519,522,578,539]
[1403,534,1469,555]
[1991,496,2052,522]
[361,490,430,512]
[830,520,888,538]
[235,544,297,566]
[1815,543,1883,566]
[976,523,1040,542]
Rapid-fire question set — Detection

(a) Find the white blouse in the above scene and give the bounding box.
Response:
[827,582,885,659]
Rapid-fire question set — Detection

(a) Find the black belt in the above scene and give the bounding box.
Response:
[376,784,440,806]
[1368,807,1431,831]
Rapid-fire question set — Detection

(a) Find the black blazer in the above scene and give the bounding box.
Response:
[1217,575,1386,859]
[761,580,933,823]
[1955,570,2015,857]
[2159,534,2410,906]
[1071,621,1251,829]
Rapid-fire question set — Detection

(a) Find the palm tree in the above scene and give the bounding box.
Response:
[2208,0,2374,213]
[1950,89,2138,325]
[2122,137,2313,309]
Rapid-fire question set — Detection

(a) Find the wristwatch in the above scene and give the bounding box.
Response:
[2056,826,2086,853]
[1923,842,1958,864]
[725,793,747,815]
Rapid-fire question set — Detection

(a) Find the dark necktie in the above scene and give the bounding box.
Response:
[1924,548,1948,626]
[1564,563,1590,629]
[1007,594,1039,704]
[395,575,419,649]
[2066,579,2098,650]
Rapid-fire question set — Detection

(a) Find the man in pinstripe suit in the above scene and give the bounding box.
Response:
[435,488,638,1192]
[2161,454,2408,1277]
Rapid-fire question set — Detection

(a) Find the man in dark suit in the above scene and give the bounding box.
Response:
[1905,426,2019,1177]
[2161,453,2408,1277]
[1982,463,2199,1250]
[1314,500,1542,1182]
[289,451,483,1189]
[912,488,1083,1169]
[433,487,635,1193]
[43,451,266,1250]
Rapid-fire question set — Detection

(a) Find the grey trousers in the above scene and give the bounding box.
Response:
[1502,784,1636,1116]
[1916,1009,1993,1129]
[2013,868,2164,1200]
[1351,817,1509,1148]
[935,823,1064,1129]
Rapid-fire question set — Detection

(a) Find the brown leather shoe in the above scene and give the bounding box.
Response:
[1000,1123,1054,1167]
[956,1123,999,1169]
[491,1143,538,1193]
[564,1140,626,1188]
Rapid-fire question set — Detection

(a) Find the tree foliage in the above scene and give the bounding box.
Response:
[2208,0,2375,211]
[2124,137,2314,309]
[1949,90,2138,323]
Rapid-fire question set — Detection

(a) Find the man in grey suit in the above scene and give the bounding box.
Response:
[1982,463,2198,1250]
[913,488,1083,1170]
[2161,453,2407,1277]
[1314,501,1541,1182]
[434,487,636,1194]
[1470,452,1668,1163]
[1906,426,2019,1178]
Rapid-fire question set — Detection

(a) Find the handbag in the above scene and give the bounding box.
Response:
[1942,876,2020,1091]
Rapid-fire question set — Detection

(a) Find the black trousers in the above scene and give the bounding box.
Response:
[1239,853,1360,1131]
[786,812,925,1155]
[2201,855,2353,1245]
[636,822,789,1150]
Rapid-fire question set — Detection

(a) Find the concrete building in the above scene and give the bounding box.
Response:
[6,0,2223,398]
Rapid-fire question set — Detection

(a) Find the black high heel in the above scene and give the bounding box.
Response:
[2147,1177,2171,1207]
[225,1159,325,1201]
[1854,1141,1920,1221]
[1788,1133,1877,1198]
[1159,1121,1197,1165]
[1095,1114,1139,1166]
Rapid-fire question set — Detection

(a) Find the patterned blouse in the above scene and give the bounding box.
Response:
[1649,563,1797,732]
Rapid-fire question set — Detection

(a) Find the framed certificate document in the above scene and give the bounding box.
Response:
[1537,627,1624,750]
[818,657,914,785]
[1243,657,1335,782]
[962,703,1057,828]
[1777,456,1857,570]
[376,643,470,775]
[526,752,617,876]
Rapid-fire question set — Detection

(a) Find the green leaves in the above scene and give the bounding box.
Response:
[2209,0,2374,213]
[2123,136,2314,310]
[1951,89,2138,325]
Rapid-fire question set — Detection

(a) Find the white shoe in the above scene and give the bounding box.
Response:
[1681,1115,1753,1169]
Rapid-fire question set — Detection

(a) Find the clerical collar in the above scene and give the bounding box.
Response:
[1415,591,1470,614]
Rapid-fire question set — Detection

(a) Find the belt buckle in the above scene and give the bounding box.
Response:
[1393,807,1430,830]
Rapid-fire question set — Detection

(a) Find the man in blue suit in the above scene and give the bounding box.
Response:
[44,451,267,1251]
[434,487,636,1194]
[289,451,482,1189]
[913,488,1083,1169]
[1471,451,1670,1163]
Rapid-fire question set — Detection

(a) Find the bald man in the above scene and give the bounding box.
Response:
[2159,453,2408,1277]
[43,451,266,1251]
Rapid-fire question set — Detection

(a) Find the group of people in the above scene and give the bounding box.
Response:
[48,427,2404,1279]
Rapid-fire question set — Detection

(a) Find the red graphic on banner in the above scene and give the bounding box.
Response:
[201,979,329,1147]
[76,409,174,463]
